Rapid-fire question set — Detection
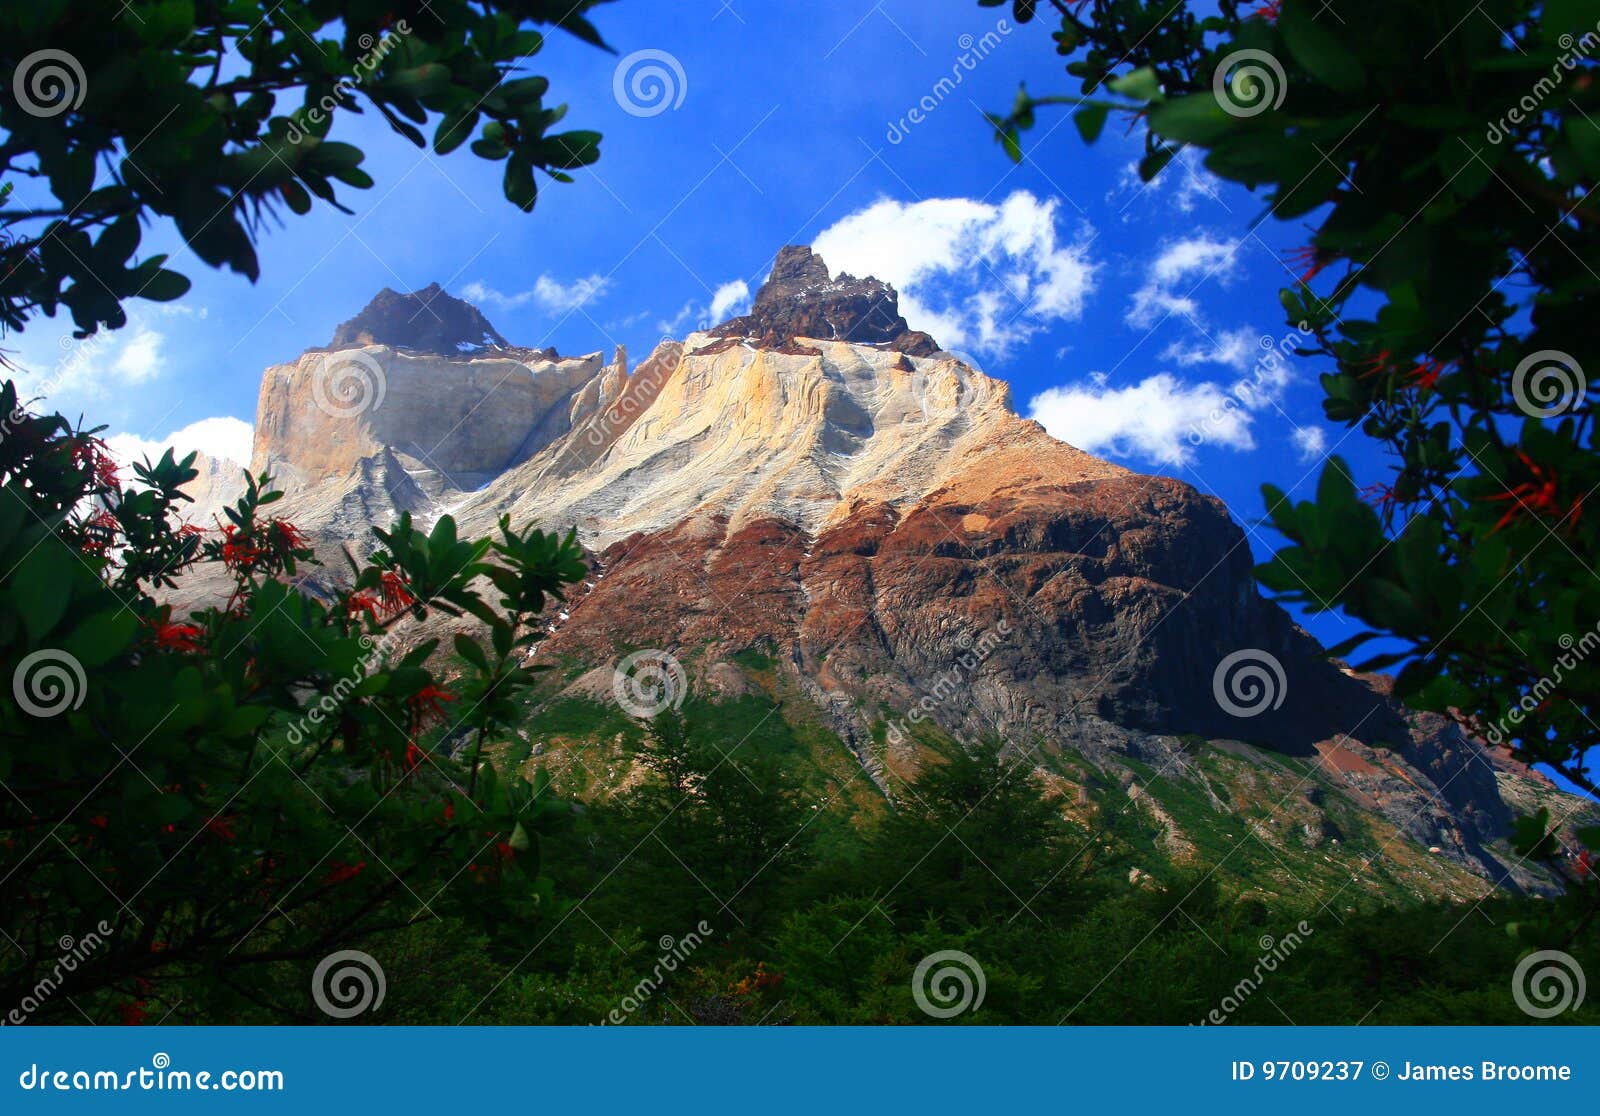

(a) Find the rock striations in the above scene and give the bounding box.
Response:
[184,247,1595,898]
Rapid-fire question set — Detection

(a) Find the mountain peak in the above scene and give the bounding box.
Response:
[710,245,939,356]
[327,283,518,355]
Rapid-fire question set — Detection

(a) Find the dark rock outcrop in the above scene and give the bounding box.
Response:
[325,282,555,359]
[710,246,939,356]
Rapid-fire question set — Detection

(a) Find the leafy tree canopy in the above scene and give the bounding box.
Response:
[982,0,1600,799]
[1,0,612,338]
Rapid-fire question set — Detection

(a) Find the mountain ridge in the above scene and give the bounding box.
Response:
[173,246,1598,900]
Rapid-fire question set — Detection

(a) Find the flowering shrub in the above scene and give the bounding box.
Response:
[0,380,587,1021]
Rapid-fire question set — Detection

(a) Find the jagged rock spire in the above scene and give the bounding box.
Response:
[709,246,939,356]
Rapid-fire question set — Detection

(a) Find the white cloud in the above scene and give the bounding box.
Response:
[462,274,612,315]
[656,300,701,336]
[811,190,1097,357]
[708,280,751,323]
[1127,235,1243,329]
[1291,426,1328,463]
[1107,149,1224,219]
[5,308,196,404]
[1027,318,1312,466]
[1160,326,1259,372]
[105,416,254,472]
[1028,373,1252,466]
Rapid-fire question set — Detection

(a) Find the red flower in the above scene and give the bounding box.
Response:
[495,840,515,863]
[119,1000,148,1026]
[1254,0,1282,19]
[1485,452,1582,535]
[152,620,204,653]
[405,739,427,772]
[81,508,119,558]
[343,591,380,621]
[273,520,306,550]
[1359,483,1398,511]
[72,437,120,490]
[205,814,237,841]
[407,684,457,728]
[322,860,367,885]
[380,570,416,614]
[442,801,455,822]
[1404,359,1451,391]
[1575,850,1594,878]
[176,523,206,540]
[88,815,109,829]
[220,524,264,571]
[1285,243,1336,285]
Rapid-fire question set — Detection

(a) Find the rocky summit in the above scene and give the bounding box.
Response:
[182,247,1596,904]
[708,245,939,355]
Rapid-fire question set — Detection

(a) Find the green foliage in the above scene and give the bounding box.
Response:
[388,722,1598,1025]
[0,0,612,337]
[979,0,1600,804]
[0,381,586,1021]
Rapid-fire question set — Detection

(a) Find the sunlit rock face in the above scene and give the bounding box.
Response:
[192,250,1588,892]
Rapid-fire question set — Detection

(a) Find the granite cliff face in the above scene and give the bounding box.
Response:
[197,249,1595,899]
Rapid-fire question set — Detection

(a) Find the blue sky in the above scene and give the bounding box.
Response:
[5,0,1387,655]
